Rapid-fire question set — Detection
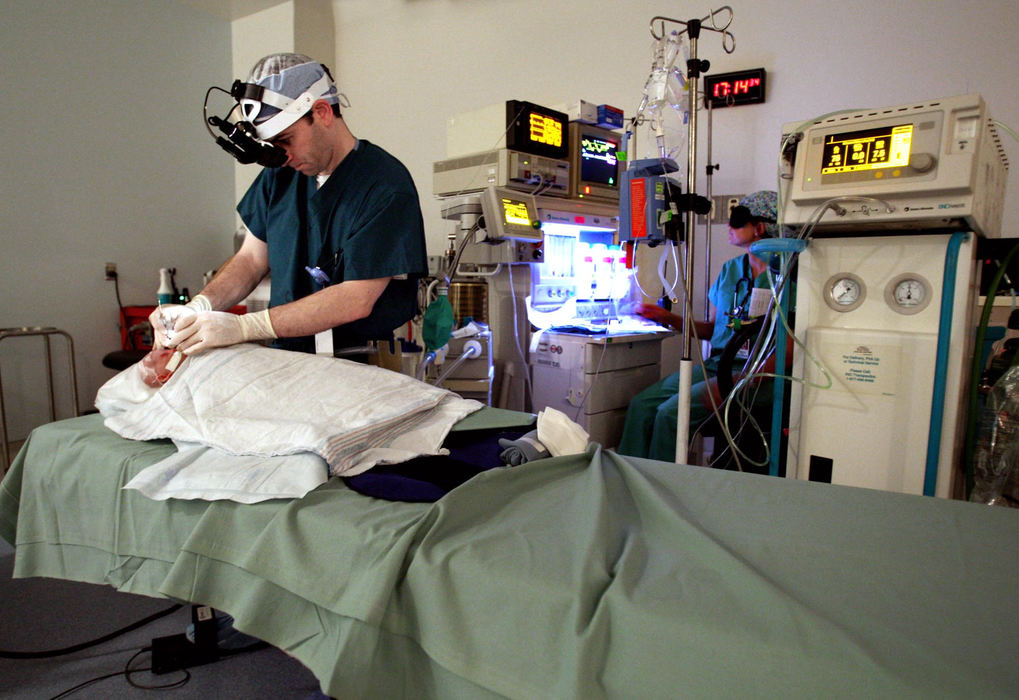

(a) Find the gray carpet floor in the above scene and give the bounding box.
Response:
[0,539,323,699]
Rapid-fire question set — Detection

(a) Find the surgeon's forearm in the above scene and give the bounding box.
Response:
[196,252,268,312]
[193,229,270,311]
[267,278,390,338]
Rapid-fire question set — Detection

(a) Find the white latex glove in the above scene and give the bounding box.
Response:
[149,295,211,348]
[168,309,276,355]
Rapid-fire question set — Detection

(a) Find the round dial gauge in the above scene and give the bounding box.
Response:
[893,279,925,306]
[823,273,866,312]
[885,274,932,315]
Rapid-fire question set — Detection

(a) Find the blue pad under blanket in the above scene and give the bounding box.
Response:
[342,428,530,502]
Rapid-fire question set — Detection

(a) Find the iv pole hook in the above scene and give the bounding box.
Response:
[649,6,735,52]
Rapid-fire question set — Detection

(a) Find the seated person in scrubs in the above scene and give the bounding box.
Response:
[617,190,786,462]
[152,53,427,357]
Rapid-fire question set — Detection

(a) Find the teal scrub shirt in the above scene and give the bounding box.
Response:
[238,140,428,353]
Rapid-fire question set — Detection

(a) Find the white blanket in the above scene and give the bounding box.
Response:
[96,344,483,503]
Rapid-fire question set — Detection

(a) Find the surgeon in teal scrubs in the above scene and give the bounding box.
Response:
[617,190,784,462]
[153,53,427,356]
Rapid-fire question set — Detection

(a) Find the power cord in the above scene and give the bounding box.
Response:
[107,267,135,350]
[45,633,268,699]
[49,647,191,699]
[0,603,182,659]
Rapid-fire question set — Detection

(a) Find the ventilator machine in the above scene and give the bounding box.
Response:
[780,93,1010,499]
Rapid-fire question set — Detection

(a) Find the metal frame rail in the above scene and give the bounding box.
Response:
[0,327,79,472]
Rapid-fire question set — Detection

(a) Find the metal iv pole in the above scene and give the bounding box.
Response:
[647,8,734,463]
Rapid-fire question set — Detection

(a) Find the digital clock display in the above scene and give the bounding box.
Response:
[505,100,569,160]
[821,124,913,174]
[703,68,766,109]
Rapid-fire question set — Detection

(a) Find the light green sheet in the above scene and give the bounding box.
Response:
[2,414,1018,698]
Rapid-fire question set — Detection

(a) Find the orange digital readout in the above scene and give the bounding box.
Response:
[529,112,563,148]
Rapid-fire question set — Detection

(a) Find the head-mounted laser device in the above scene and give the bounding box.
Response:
[204,56,341,168]
[728,204,776,230]
[204,81,288,168]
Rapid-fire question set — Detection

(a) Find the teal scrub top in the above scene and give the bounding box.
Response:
[238,140,428,353]
[705,254,774,364]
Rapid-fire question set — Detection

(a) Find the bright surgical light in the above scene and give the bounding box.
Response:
[540,222,616,238]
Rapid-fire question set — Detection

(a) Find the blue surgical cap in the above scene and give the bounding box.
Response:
[242,53,339,139]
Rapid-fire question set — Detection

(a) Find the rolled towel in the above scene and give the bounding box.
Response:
[498,430,550,466]
[537,407,590,457]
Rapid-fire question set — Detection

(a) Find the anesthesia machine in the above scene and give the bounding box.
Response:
[431,99,672,444]
[611,6,1013,491]
[780,93,1010,498]
[526,196,671,449]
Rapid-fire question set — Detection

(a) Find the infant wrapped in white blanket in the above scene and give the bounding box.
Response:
[96,344,483,503]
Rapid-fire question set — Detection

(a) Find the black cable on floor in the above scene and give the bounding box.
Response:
[0,603,183,659]
[46,637,269,698]
[48,647,190,700]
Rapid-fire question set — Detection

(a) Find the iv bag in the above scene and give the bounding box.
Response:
[634,32,690,162]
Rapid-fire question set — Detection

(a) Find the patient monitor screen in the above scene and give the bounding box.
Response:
[580,133,619,187]
[480,186,540,240]
[501,196,532,227]
[821,124,913,174]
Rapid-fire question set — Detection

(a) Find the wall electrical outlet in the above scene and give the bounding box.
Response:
[695,198,718,226]
[709,195,745,224]
[105,262,117,280]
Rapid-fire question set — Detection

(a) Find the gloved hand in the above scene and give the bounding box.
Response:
[168,309,276,355]
[497,430,549,466]
[149,295,212,348]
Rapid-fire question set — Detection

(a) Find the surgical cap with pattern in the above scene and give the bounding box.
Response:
[738,190,780,238]
[245,53,339,128]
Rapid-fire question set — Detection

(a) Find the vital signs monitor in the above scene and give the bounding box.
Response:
[479,187,542,241]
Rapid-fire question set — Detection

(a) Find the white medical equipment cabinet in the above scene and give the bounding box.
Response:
[524,195,672,447]
[782,93,1009,498]
[530,330,669,448]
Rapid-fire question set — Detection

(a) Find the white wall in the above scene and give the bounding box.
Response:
[232,2,296,205]
[330,0,1019,252]
[0,0,234,438]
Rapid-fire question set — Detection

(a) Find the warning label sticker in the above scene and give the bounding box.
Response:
[823,342,901,396]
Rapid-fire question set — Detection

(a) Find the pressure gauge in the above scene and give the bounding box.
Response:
[823,273,866,312]
[885,274,932,315]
